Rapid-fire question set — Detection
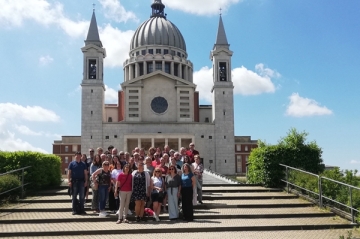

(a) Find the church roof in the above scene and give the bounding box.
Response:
[85,11,102,47]
[215,15,229,45]
[130,0,186,53]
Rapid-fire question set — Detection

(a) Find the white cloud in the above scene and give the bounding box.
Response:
[232,64,278,96]
[286,93,333,117]
[100,24,134,68]
[0,0,88,38]
[0,130,47,153]
[193,66,213,103]
[14,125,42,136]
[99,0,138,23]
[165,0,241,15]
[0,103,61,153]
[193,64,279,103]
[105,85,119,104]
[0,103,60,122]
[350,160,360,164]
[39,55,54,66]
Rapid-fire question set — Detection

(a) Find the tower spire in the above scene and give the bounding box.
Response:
[151,0,166,19]
[215,15,229,46]
[85,10,102,47]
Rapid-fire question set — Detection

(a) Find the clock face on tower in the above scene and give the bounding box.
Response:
[151,96,168,114]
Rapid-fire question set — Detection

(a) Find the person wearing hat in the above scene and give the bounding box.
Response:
[67,151,88,215]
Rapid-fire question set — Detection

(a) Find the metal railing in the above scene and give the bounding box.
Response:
[280,164,360,224]
[0,166,31,199]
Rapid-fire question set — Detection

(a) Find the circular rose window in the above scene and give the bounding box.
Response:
[151,96,168,114]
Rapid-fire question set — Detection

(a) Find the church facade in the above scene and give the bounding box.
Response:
[80,1,236,175]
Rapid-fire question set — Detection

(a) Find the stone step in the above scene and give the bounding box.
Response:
[19,192,296,203]
[0,207,335,224]
[1,229,359,239]
[0,217,353,237]
[0,198,314,212]
[34,186,280,196]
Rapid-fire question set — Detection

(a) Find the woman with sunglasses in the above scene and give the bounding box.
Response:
[91,161,112,217]
[131,163,151,222]
[165,165,181,220]
[181,163,195,222]
[150,169,164,221]
[115,164,132,224]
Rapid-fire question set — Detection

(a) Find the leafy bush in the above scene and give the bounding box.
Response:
[0,174,21,202]
[247,128,324,187]
[0,151,62,190]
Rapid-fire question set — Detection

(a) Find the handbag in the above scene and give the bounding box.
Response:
[158,191,164,198]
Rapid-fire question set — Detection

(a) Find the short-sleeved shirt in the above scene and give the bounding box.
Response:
[111,169,123,180]
[165,174,181,188]
[117,173,132,192]
[68,161,87,180]
[181,173,194,188]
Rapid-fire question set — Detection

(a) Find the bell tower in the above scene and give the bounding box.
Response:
[81,10,106,152]
[211,15,235,175]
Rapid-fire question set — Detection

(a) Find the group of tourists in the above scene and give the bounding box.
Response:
[67,143,204,223]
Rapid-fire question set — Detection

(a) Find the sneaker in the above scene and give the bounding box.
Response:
[99,212,106,217]
[154,215,160,222]
[81,211,87,215]
[128,210,133,215]
[162,207,167,213]
[72,211,77,215]
[199,201,203,204]
[136,216,140,222]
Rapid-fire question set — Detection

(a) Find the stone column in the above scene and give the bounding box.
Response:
[129,64,133,81]
[162,61,165,72]
[178,138,181,152]
[165,138,168,146]
[138,138,141,148]
[179,64,182,79]
[171,62,174,75]
[135,63,139,78]
[124,66,129,81]
[151,138,155,148]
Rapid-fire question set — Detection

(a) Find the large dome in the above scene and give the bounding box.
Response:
[129,1,186,53]
[130,17,186,52]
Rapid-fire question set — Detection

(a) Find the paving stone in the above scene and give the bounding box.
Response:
[2,230,360,239]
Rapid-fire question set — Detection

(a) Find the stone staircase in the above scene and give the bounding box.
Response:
[0,173,358,239]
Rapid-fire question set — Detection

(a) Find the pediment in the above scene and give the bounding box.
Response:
[121,71,196,88]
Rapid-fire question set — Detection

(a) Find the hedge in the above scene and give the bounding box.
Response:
[0,151,62,191]
[247,129,324,188]
[0,174,21,202]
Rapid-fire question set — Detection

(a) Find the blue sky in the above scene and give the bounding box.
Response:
[0,0,359,172]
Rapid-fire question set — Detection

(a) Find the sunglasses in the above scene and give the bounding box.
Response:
[155,171,161,173]
[90,151,94,152]
[104,164,109,166]
[169,168,174,170]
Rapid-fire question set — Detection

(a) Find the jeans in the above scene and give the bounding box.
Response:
[98,185,109,211]
[72,180,85,213]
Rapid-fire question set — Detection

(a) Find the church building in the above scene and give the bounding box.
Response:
[80,0,237,175]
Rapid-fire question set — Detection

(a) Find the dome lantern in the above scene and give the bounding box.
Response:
[151,0,166,19]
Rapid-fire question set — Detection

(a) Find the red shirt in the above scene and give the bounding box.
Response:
[186,149,199,163]
[117,173,132,192]
[152,160,161,168]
